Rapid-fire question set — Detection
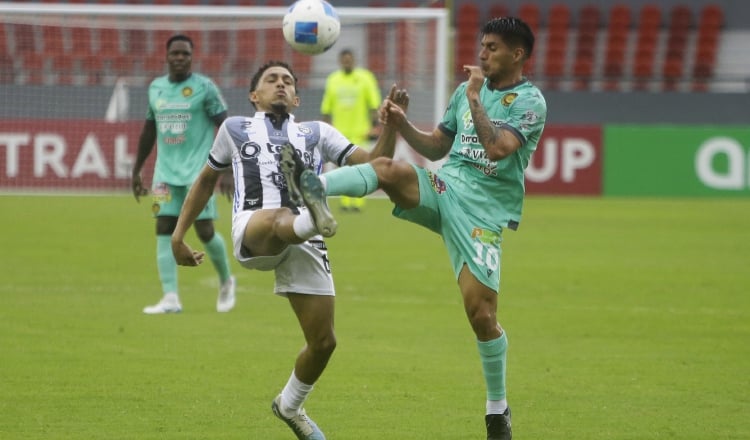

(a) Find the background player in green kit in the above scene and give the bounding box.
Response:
[320,48,382,212]
[131,34,235,315]
[294,17,546,440]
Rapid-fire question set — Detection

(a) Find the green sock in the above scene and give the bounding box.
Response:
[203,232,231,283]
[156,234,177,294]
[477,332,508,400]
[323,164,379,197]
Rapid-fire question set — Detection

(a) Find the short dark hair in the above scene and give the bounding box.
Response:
[339,48,353,57]
[249,60,298,94]
[166,34,193,51]
[481,17,535,58]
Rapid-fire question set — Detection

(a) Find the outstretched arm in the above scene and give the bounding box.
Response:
[387,105,452,162]
[171,165,222,266]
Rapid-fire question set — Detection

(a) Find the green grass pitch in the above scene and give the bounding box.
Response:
[1,194,748,439]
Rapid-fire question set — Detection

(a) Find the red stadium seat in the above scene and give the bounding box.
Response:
[547,4,571,32]
[21,53,45,85]
[124,29,149,56]
[638,4,662,29]
[142,56,165,77]
[51,55,75,85]
[489,5,509,20]
[518,3,541,32]
[661,57,683,91]
[69,26,94,59]
[79,54,104,85]
[206,29,231,57]
[97,27,122,55]
[41,25,65,57]
[367,2,388,75]
[13,24,37,55]
[699,4,723,31]
[455,3,480,75]
[572,57,593,90]
[668,5,692,31]
[0,24,9,56]
[609,4,631,29]
[0,54,15,84]
[578,4,601,30]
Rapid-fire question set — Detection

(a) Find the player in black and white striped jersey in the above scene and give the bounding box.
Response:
[170,60,407,439]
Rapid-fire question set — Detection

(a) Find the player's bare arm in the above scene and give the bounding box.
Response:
[131,119,157,202]
[171,165,221,266]
[464,65,522,161]
[389,103,451,161]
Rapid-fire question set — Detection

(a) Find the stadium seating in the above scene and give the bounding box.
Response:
[661,5,692,91]
[0,2,728,93]
[455,2,481,77]
[572,4,600,90]
[690,4,724,91]
[543,4,571,90]
[602,4,630,91]
[632,4,662,90]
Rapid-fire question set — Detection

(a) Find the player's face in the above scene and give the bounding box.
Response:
[478,33,523,82]
[166,40,192,79]
[340,53,355,73]
[250,66,299,114]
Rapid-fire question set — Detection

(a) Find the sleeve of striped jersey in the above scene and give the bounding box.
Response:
[207,122,232,171]
[319,122,356,167]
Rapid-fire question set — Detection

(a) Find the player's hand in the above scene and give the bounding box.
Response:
[463,65,484,98]
[171,240,205,266]
[380,84,409,127]
[218,170,234,201]
[131,173,148,202]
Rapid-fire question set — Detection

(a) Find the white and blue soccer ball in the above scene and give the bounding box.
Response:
[282,0,341,55]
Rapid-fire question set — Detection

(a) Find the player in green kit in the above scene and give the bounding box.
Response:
[284,17,545,439]
[131,34,236,315]
[320,48,382,212]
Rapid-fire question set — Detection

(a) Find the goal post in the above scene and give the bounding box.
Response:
[0,2,449,192]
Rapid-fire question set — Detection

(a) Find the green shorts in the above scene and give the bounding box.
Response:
[151,182,218,220]
[392,166,503,293]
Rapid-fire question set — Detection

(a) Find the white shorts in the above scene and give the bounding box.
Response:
[231,210,335,297]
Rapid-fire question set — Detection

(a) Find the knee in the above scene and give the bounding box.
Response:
[310,333,337,357]
[371,157,409,187]
[195,222,215,243]
[466,306,498,340]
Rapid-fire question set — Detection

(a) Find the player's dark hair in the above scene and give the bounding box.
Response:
[166,34,193,51]
[481,17,535,58]
[339,48,353,57]
[249,60,298,93]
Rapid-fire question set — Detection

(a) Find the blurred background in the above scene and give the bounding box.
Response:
[0,0,748,196]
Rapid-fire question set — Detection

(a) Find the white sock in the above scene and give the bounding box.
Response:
[486,398,508,415]
[292,210,318,239]
[319,175,327,191]
[280,371,314,416]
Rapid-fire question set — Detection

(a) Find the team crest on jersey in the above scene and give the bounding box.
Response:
[182,87,193,97]
[426,170,446,194]
[462,110,473,130]
[501,93,518,107]
[239,141,261,159]
[297,126,312,136]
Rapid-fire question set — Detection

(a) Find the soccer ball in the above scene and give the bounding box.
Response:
[282,0,341,55]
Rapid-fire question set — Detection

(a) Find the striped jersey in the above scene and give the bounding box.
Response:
[207,112,355,215]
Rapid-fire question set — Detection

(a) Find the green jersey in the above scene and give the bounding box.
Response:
[320,67,381,145]
[146,73,227,186]
[438,78,546,230]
